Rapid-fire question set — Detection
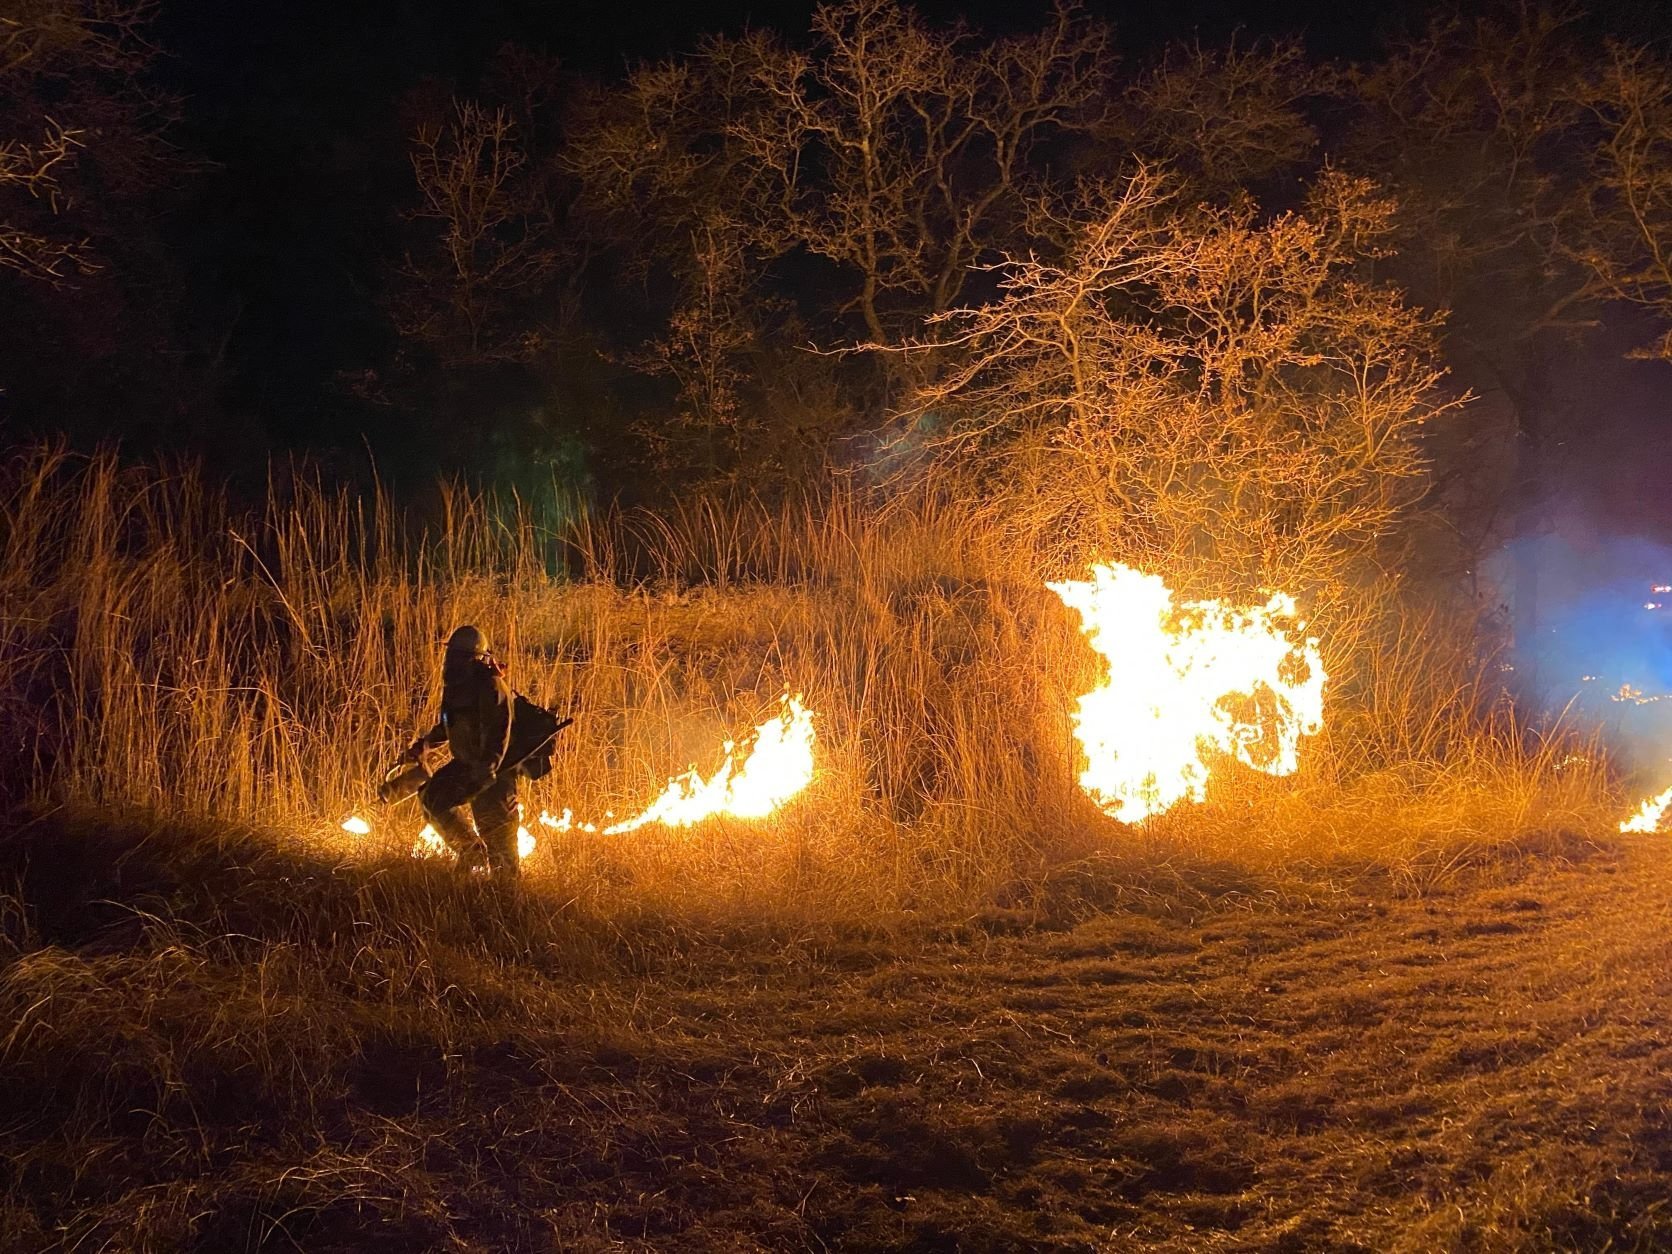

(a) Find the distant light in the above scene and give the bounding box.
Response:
[1655,585,1672,594]
[1647,602,1663,611]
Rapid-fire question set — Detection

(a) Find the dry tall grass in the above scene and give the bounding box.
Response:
[0,445,1617,922]
[0,445,1640,1252]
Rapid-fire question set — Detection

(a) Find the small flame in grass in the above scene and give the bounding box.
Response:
[1049,563,1326,823]
[413,823,448,858]
[341,815,372,835]
[408,822,535,861]
[1612,683,1672,706]
[603,694,816,834]
[1620,785,1672,833]
[539,808,598,833]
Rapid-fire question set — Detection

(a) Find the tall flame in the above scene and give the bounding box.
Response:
[603,694,816,834]
[1049,563,1326,822]
[1620,785,1672,833]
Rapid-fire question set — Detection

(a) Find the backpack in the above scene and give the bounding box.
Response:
[506,694,571,780]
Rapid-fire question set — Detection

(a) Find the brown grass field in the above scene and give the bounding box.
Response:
[3,817,1668,1251]
[2,448,1666,1251]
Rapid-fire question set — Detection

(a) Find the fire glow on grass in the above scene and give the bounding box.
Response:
[1619,785,1672,833]
[1049,563,1326,822]
[342,693,817,858]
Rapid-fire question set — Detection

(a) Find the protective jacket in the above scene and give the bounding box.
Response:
[418,654,514,775]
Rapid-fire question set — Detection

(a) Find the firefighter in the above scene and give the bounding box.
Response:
[404,624,521,879]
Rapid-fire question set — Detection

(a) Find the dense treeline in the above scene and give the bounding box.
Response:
[4,3,1672,594]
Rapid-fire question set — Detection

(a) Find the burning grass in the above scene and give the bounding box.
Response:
[0,444,1621,915]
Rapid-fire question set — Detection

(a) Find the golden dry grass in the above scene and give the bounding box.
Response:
[1,811,1665,1251]
[0,445,1620,920]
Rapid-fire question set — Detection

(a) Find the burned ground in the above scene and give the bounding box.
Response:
[2,817,1670,1252]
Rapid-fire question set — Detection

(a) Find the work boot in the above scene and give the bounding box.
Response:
[455,840,491,876]
[427,807,486,873]
[481,826,521,880]
[473,776,522,881]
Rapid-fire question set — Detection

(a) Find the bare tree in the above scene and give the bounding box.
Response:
[562,0,1111,480]
[391,101,560,367]
[636,217,766,476]
[569,0,1109,351]
[1110,35,1324,197]
[1341,7,1595,350]
[564,42,796,480]
[0,0,173,284]
[1574,42,1672,359]
[0,118,91,280]
[1339,7,1672,657]
[731,0,1109,346]
[901,168,1453,613]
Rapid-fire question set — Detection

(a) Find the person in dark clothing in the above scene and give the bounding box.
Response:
[404,624,521,878]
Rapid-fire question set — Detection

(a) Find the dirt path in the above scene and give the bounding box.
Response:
[7,830,1672,1252]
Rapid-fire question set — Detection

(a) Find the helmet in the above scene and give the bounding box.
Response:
[445,624,489,657]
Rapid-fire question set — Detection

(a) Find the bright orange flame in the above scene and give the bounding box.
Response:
[413,822,448,858]
[603,694,816,834]
[1620,785,1672,833]
[1049,563,1326,822]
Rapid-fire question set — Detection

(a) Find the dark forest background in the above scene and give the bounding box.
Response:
[6,0,1672,568]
